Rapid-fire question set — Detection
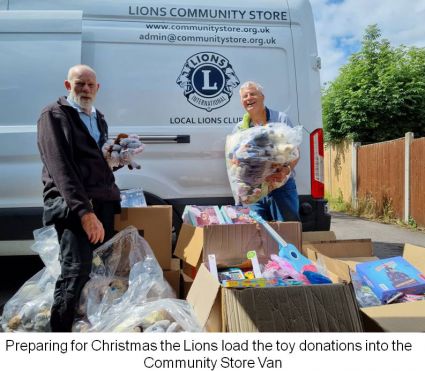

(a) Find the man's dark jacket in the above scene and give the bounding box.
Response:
[37,96,120,223]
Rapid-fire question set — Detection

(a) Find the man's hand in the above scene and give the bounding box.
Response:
[81,212,105,244]
[265,164,291,184]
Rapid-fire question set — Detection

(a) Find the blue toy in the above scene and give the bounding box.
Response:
[249,210,316,273]
[303,270,332,284]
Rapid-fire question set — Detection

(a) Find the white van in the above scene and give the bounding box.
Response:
[0,0,330,255]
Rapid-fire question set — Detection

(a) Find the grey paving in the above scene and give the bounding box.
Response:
[330,212,425,258]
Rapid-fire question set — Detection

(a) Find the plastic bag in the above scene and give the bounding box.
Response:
[1,226,59,332]
[1,269,57,332]
[351,271,382,307]
[226,123,302,204]
[74,226,182,332]
[88,298,202,332]
[31,225,61,278]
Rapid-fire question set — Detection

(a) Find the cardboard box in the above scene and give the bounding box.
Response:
[187,264,363,332]
[164,269,180,298]
[181,271,194,299]
[360,301,425,332]
[181,222,363,332]
[115,206,172,270]
[174,222,303,269]
[302,230,336,243]
[303,239,425,332]
[162,258,181,298]
[302,238,373,262]
[182,261,198,280]
[222,281,362,332]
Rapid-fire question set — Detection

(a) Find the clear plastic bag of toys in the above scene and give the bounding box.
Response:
[86,298,202,332]
[73,226,178,332]
[1,226,60,332]
[1,268,57,332]
[225,123,302,204]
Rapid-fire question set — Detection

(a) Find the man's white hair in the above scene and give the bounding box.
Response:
[239,81,264,95]
[67,64,97,81]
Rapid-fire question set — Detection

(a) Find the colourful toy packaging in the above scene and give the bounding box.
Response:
[120,188,147,208]
[221,277,303,288]
[220,205,256,224]
[218,268,245,282]
[182,205,226,226]
[356,256,425,303]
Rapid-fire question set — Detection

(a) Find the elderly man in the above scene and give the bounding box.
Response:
[233,81,300,221]
[37,64,121,331]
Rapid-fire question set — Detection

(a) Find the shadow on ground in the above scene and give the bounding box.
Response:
[373,242,403,259]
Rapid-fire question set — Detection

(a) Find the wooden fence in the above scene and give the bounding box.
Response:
[410,137,425,227]
[357,138,405,219]
[324,134,425,228]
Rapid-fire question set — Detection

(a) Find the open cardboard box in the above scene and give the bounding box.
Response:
[115,206,172,270]
[176,222,363,332]
[303,239,425,332]
[302,230,336,243]
[175,222,302,269]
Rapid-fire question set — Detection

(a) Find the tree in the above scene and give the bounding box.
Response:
[322,24,425,143]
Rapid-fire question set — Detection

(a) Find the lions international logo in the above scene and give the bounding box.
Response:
[176,52,240,112]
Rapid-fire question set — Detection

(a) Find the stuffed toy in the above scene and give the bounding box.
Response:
[102,133,145,169]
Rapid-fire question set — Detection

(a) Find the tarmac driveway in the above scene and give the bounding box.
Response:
[330,211,425,258]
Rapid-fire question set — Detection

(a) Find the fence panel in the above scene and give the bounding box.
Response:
[357,138,405,219]
[324,141,353,203]
[410,137,425,227]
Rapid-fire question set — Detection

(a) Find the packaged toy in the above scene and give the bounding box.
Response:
[182,205,226,226]
[220,205,256,224]
[356,256,425,303]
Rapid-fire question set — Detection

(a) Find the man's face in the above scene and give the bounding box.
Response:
[65,67,99,111]
[240,86,265,114]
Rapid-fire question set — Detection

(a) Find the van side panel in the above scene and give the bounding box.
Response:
[0,11,82,210]
[81,11,297,198]
[0,11,83,253]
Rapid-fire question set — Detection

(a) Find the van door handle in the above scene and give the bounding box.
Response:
[139,135,190,144]
[109,135,190,144]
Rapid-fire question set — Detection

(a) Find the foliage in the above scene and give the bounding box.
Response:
[322,24,425,143]
[325,189,348,212]
[407,216,417,229]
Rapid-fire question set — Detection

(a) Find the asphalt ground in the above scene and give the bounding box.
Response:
[330,211,425,258]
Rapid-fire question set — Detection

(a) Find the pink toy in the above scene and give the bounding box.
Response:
[265,255,310,285]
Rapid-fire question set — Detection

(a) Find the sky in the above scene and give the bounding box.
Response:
[310,0,425,84]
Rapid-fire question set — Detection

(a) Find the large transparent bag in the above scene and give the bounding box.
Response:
[89,298,202,332]
[226,123,302,204]
[1,226,59,332]
[73,226,200,332]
